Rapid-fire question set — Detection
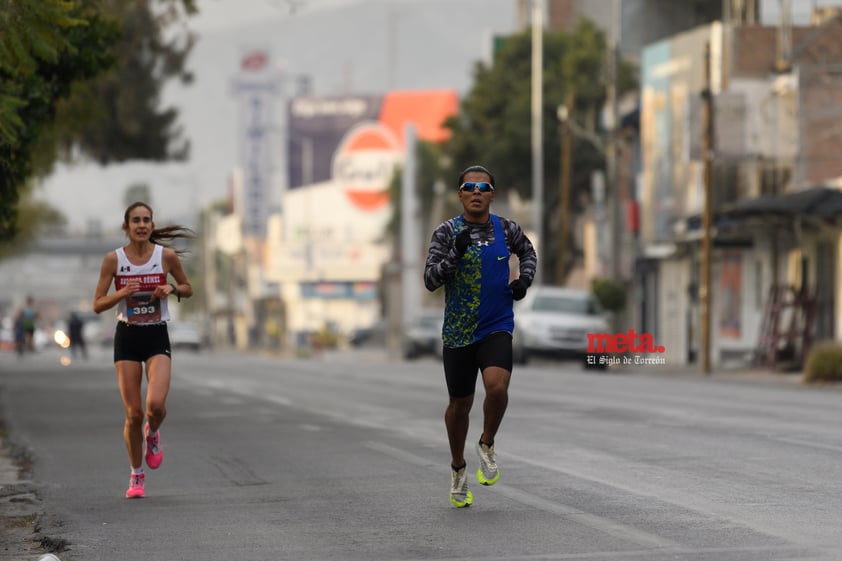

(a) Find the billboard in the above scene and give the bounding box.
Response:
[288,96,382,190]
[287,91,459,213]
[234,47,277,239]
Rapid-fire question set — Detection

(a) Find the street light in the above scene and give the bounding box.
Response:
[607,0,621,280]
[556,97,573,284]
[531,0,543,285]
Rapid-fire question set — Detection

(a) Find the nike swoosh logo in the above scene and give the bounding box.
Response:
[497,255,508,261]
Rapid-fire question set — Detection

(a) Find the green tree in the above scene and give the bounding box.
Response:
[1,0,118,244]
[591,276,627,312]
[442,20,637,282]
[0,0,197,248]
[49,0,197,167]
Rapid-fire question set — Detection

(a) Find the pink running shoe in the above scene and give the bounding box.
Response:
[125,473,145,499]
[144,423,163,469]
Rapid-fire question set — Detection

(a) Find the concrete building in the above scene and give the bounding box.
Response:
[634,7,842,369]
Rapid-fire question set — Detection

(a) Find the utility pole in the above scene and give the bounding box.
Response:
[401,123,420,330]
[701,41,714,376]
[607,0,621,280]
[556,92,574,285]
[531,0,544,285]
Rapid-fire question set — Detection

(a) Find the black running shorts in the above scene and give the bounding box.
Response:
[113,322,171,363]
[442,331,513,398]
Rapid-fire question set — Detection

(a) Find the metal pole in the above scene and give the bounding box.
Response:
[608,0,621,279]
[401,123,420,328]
[556,93,574,285]
[701,41,714,375]
[531,0,544,285]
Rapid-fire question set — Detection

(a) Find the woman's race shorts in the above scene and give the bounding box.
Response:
[113,322,171,363]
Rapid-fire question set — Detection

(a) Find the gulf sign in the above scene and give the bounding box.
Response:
[331,123,402,212]
[287,91,457,212]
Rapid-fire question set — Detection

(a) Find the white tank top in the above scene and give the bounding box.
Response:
[114,244,170,324]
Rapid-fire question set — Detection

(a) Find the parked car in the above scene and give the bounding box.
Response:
[169,321,204,352]
[348,319,386,348]
[402,309,444,360]
[512,286,611,367]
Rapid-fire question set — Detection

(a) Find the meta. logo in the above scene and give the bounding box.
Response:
[586,329,666,354]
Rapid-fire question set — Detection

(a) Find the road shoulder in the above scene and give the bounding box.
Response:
[0,432,45,559]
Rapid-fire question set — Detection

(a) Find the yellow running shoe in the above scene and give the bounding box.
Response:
[450,465,473,507]
[475,441,500,486]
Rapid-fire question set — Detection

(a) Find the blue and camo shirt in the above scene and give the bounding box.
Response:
[424,214,537,347]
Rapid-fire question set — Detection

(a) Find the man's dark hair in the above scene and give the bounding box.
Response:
[458,165,495,188]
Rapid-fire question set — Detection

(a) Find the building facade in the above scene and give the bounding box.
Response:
[634,10,842,368]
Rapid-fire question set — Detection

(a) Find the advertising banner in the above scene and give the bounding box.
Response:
[287,91,458,214]
[288,96,382,190]
[234,47,277,239]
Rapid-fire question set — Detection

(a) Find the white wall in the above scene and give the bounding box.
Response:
[265,180,392,342]
[711,248,765,365]
[658,258,689,365]
[265,180,391,284]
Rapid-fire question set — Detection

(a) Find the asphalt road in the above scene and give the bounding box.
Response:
[1,345,841,561]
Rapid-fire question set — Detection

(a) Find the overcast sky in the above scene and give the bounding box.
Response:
[188,0,375,32]
[38,0,517,234]
[761,0,826,24]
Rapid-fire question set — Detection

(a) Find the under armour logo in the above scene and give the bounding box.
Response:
[476,241,490,247]
[120,266,131,272]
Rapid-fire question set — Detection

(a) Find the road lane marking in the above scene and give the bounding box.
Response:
[365,442,680,549]
[393,544,811,561]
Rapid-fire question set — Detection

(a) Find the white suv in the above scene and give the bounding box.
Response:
[512,286,611,365]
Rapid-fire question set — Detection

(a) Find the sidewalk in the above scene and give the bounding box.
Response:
[611,359,813,388]
[0,434,44,559]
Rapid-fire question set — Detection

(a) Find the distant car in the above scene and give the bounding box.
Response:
[348,320,386,348]
[402,310,444,360]
[512,286,611,367]
[169,321,203,352]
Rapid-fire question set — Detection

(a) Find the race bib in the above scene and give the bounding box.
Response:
[125,291,162,324]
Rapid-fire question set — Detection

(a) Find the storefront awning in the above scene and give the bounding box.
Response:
[682,186,842,238]
[720,186,842,219]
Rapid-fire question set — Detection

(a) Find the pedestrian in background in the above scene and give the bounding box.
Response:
[424,165,537,507]
[67,311,87,359]
[13,309,25,357]
[92,202,193,499]
[20,296,37,352]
